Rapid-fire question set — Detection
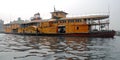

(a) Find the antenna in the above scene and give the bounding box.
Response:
[107,1,110,16]
[54,5,56,12]
[107,1,110,30]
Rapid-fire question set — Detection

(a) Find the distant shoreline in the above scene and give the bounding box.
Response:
[116,31,120,36]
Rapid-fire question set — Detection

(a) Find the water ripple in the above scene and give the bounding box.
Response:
[0,33,119,60]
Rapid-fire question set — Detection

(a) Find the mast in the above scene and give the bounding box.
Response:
[54,5,56,12]
[107,1,110,30]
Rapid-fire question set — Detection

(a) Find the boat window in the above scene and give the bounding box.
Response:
[54,21,57,23]
[75,19,81,22]
[59,20,66,23]
[56,12,58,15]
[77,27,79,30]
[84,19,86,21]
[60,21,63,23]
[66,20,68,23]
[20,24,26,28]
[63,20,66,23]
[87,18,90,20]
[68,20,74,23]
[84,18,89,22]
[75,20,78,22]
[80,19,82,22]
[36,22,40,26]
[53,21,58,24]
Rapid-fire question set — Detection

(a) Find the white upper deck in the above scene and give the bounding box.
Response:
[60,15,109,20]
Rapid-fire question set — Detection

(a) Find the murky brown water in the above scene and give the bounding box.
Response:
[0,33,119,60]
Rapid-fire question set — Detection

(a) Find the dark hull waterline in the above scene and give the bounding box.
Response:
[5,31,116,38]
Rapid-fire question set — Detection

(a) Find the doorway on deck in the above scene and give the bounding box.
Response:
[12,29,18,33]
[58,26,66,33]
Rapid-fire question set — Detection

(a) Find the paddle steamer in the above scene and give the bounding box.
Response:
[4,9,115,37]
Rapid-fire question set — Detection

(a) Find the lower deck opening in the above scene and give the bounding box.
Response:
[58,26,65,33]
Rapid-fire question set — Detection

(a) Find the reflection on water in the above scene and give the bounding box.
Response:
[0,33,119,60]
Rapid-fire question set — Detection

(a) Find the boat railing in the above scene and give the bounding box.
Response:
[89,30,115,33]
[87,20,109,25]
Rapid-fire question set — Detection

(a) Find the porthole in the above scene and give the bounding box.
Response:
[77,27,79,30]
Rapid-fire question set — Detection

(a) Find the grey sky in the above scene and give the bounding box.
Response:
[0,0,119,30]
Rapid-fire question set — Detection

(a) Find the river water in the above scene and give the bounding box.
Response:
[0,33,120,60]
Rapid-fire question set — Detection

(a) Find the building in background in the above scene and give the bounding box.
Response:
[10,17,29,24]
[0,19,4,32]
[116,31,120,36]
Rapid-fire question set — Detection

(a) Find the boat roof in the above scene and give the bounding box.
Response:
[51,11,68,14]
[4,15,109,25]
[20,19,52,24]
[60,15,109,20]
[21,15,109,24]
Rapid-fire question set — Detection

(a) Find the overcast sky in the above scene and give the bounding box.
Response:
[0,0,119,30]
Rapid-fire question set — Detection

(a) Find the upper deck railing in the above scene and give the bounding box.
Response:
[87,20,109,25]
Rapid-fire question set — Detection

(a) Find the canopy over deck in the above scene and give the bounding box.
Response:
[60,15,109,20]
